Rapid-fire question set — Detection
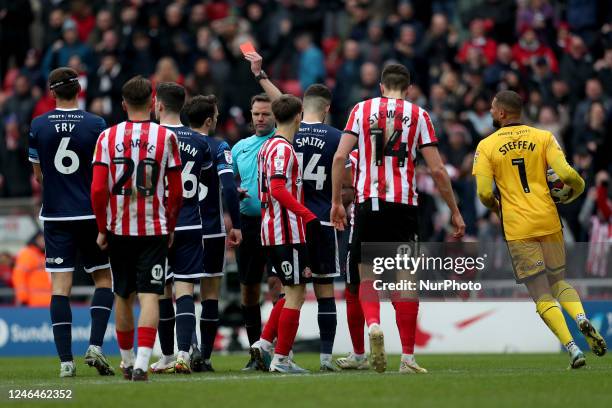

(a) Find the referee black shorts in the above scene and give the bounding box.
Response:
[237,214,274,285]
[350,199,418,265]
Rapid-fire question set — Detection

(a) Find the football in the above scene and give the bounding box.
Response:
[546,168,572,203]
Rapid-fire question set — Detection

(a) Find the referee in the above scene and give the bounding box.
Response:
[231,85,280,370]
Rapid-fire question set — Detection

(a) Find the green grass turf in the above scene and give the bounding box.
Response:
[0,353,611,408]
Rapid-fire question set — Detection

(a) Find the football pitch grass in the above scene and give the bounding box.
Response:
[1,353,611,408]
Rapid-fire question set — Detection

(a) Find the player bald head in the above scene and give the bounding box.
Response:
[271,94,303,126]
[303,84,331,116]
[155,82,185,115]
[491,90,523,128]
[48,67,80,101]
[122,75,152,111]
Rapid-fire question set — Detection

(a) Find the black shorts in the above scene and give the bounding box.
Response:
[351,199,418,264]
[203,236,226,277]
[108,233,169,298]
[43,219,110,273]
[312,224,341,284]
[237,214,274,285]
[168,228,204,283]
[267,244,311,286]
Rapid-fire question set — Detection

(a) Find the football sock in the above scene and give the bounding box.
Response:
[261,297,286,343]
[50,295,73,362]
[317,297,337,358]
[536,294,573,346]
[551,280,587,323]
[359,281,380,327]
[200,299,219,360]
[89,288,114,347]
[135,326,156,371]
[275,307,300,357]
[158,298,175,356]
[345,287,365,355]
[401,354,416,364]
[242,304,262,345]
[175,295,195,353]
[393,300,419,354]
[116,329,135,366]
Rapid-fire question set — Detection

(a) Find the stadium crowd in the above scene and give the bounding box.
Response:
[0,0,610,252]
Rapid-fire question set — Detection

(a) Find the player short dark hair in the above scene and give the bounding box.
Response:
[381,64,411,91]
[48,67,80,100]
[122,76,152,108]
[183,95,217,128]
[303,84,332,112]
[271,94,302,125]
[251,93,271,108]
[156,82,185,113]
[494,90,523,116]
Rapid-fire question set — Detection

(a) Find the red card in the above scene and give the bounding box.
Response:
[240,41,256,55]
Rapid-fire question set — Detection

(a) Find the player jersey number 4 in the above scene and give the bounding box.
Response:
[344,97,437,206]
[93,120,181,236]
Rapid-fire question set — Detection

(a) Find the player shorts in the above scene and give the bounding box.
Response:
[43,219,110,273]
[203,236,226,277]
[312,223,341,284]
[237,214,274,285]
[168,228,204,283]
[267,244,313,286]
[506,230,565,283]
[107,233,169,298]
[351,199,419,265]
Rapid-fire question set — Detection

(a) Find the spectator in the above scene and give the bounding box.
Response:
[573,78,611,133]
[594,46,612,96]
[420,13,458,82]
[41,18,94,77]
[12,231,50,307]
[577,102,610,172]
[463,93,494,140]
[392,24,427,89]
[512,26,558,73]
[484,43,519,90]
[1,74,34,197]
[43,8,65,51]
[515,0,555,44]
[0,252,14,289]
[559,35,594,107]
[70,0,95,43]
[457,19,497,65]
[387,0,425,42]
[87,8,115,49]
[0,0,34,82]
[527,56,554,101]
[462,0,517,44]
[566,0,599,47]
[534,105,567,148]
[88,52,126,124]
[347,62,380,109]
[359,20,392,65]
[294,32,325,92]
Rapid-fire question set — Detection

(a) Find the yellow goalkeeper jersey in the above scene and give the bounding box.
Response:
[472,124,564,240]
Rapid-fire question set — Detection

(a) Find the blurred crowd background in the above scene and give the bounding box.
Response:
[0,0,611,294]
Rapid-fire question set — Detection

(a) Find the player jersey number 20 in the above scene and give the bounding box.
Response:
[111,157,160,197]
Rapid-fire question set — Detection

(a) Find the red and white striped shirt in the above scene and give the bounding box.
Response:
[344,97,437,206]
[348,149,359,226]
[93,120,181,236]
[257,136,305,246]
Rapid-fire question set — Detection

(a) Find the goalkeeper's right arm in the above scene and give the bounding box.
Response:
[546,134,585,204]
